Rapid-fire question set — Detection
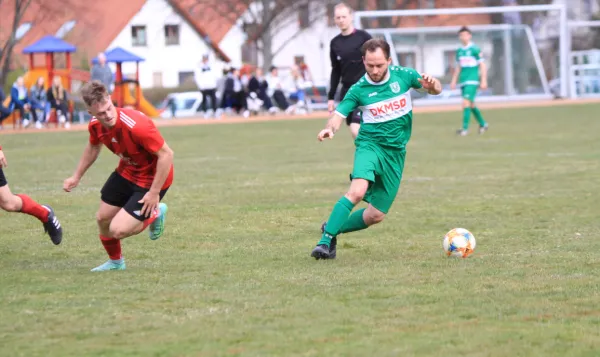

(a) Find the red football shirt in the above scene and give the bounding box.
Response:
[88,108,174,190]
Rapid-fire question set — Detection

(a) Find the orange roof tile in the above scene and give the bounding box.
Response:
[0,0,237,69]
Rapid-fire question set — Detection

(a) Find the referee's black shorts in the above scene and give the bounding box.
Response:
[340,85,362,126]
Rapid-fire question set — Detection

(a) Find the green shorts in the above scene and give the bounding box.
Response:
[351,143,405,214]
[461,85,478,102]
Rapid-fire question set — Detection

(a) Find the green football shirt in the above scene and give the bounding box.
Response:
[335,65,424,150]
[455,43,483,86]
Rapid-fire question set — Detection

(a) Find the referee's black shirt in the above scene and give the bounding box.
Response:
[328,29,372,100]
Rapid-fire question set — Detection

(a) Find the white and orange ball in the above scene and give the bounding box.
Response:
[443,228,476,258]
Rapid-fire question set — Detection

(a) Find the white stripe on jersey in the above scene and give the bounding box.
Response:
[120,112,136,128]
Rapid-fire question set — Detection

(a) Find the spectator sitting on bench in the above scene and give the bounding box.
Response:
[27,76,48,129]
[0,87,11,127]
[10,76,32,126]
[47,76,70,129]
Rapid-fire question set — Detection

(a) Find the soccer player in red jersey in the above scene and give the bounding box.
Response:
[0,145,63,244]
[63,81,174,272]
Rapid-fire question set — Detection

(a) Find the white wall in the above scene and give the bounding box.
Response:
[267,3,339,84]
[105,0,231,88]
[219,25,246,69]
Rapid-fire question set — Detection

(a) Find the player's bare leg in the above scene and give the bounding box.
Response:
[91,202,168,272]
[349,123,360,139]
[0,185,62,244]
[92,202,125,272]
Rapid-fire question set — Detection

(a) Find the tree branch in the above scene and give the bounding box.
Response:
[271,6,328,58]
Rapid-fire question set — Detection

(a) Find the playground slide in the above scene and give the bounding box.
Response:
[117,83,160,118]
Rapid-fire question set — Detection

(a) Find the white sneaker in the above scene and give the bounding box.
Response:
[35,121,43,129]
[59,115,66,124]
[22,119,30,128]
[64,122,71,129]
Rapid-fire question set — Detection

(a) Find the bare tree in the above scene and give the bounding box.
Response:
[183,0,355,70]
[0,0,91,87]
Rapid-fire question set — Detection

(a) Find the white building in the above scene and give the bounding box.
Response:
[105,0,245,88]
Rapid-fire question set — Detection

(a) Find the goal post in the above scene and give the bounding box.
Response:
[354,4,569,104]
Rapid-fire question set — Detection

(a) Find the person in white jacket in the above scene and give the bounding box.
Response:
[194,55,219,118]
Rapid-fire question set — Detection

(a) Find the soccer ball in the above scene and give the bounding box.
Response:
[443,228,476,258]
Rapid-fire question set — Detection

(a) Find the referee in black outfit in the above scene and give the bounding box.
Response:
[328,2,372,140]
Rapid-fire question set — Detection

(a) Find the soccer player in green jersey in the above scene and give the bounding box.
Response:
[450,26,489,136]
[311,38,442,260]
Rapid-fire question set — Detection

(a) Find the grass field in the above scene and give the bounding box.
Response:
[1,103,599,357]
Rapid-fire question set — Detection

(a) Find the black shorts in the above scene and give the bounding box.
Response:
[101,172,169,221]
[0,168,6,188]
[340,85,362,126]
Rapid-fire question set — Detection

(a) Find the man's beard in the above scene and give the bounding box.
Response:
[367,68,388,83]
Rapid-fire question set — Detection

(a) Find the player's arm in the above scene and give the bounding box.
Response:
[134,122,174,217]
[319,86,359,141]
[450,52,460,89]
[328,43,341,103]
[64,142,102,192]
[148,142,174,196]
[477,49,488,89]
[411,69,442,95]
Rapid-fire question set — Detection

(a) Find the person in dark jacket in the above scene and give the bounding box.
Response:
[0,88,11,124]
[10,76,31,124]
[27,76,48,128]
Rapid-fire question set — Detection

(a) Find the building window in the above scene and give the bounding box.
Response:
[56,20,76,39]
[165,24,180,46]
[326,3,336,27]
[178,71,194,86]
[15,22,32,41]
[426,0,435,9]
[443,50,456,75]
[398,52,416,69]
[131,25,147,47]
[298,4,310,29]
[153,72,163,87]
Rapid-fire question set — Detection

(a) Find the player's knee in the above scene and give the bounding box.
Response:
[108,225,129,240]
[364,209,386,225]
[96,211,113,229]
[0,194,20,212]
[346,188,366,204]
[462,99,471,108]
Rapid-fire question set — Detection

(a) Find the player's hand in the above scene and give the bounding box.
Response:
[327,100,335,113]
[317,128,334,141]
[480,81,488,90]
[138,191,160,218]
[418,73,436,89]
[0,150,7,168]
[63,176,80,192]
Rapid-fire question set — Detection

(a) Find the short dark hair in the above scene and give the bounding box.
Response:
[361,38,390,59]
[81,80,110,107]
[458,26,471,34]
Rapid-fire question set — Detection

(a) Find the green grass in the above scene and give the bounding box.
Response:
[1,103,600,356]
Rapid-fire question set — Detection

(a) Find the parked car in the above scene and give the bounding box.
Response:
[158,92,204,119]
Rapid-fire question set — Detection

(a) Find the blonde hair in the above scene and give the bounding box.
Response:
[335,2,354,13]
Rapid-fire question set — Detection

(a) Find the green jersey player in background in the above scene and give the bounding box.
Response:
[450,26,489,136]
[311,38,442,260]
